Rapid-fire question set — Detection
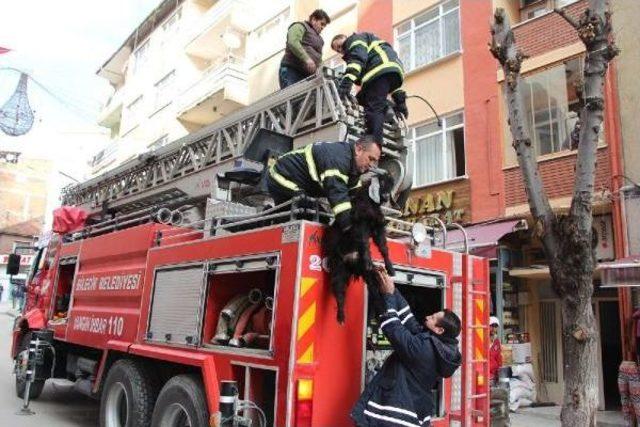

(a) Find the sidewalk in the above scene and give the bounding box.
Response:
[1,301,20,318]
[511,405,626,427]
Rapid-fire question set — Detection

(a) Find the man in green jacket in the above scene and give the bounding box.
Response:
[279,9,330,89]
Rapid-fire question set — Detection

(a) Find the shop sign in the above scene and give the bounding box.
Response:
[402,189,465,224]
[595,214,614,261]
[0,254,34,266]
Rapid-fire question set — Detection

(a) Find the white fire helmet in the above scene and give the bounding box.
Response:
[490,316,500,327]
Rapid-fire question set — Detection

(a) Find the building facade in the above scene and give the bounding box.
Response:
[91,0,636,411]
[92,0,360,175]
[372,0,627,409]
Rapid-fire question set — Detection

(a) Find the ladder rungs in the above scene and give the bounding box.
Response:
[469,290,487,295]
[468,393,488,399]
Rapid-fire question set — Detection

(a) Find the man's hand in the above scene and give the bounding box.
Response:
[375,266,395,295]
[304,58,317,74]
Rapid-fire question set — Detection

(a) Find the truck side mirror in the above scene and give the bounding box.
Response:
[6,253,21,275]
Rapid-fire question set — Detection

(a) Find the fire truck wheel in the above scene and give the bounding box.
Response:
[100,359,157,427]
[151,374,209,427]
[15,332,45,399]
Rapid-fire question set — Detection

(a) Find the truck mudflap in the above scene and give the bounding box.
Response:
[10,309,46,358]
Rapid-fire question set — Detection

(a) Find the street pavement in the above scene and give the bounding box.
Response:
[0,301,626,427]
[0,302,99,426]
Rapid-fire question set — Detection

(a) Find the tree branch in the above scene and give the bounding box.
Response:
[491,8,559,260]
[570,0,618,228]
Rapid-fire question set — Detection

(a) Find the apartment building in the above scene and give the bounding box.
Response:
[363,0,628,409]
[92,0,360,174]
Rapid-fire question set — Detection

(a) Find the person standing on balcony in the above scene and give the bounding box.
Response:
[279,9,330,89]
[331,32,408,144]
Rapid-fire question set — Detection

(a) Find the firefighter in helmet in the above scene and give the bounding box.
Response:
[331,32,408,144]
[266,135,381,231]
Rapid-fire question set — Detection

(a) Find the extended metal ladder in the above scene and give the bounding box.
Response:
[61,69,408,219]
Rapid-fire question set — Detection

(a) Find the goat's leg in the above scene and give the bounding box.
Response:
[330,260,350,323]
[355,224,375,272]
[363,270,386,317]
[372,225,395,275]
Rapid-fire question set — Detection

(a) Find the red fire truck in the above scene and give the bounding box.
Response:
[8,72,490,426]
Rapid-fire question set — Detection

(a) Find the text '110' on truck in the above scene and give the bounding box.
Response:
[7,71,490,426]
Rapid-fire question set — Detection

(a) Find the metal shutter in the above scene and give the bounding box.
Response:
[148,264,205,346]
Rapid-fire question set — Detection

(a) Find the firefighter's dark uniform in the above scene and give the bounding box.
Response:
[266,141,361,230]
[351,290,462,427]
[339,32,405,143]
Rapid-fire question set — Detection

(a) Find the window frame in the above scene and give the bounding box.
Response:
[394,0,461,73]
[132,39,151,75]
[126,95,144,127]
[516,57,585,157]
[408,111,465,188]
[154,70,176,111]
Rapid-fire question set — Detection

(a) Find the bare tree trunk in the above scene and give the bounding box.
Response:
[490,1,618,425]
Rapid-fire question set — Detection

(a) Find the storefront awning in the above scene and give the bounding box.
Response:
[600,256,640,288]
[446,218,528,257]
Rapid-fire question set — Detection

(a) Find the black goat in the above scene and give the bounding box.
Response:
[323,173,396,323]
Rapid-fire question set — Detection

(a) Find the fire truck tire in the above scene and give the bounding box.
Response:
[15,332,45,399]
[151,374,209,427]
[99,359,157,427]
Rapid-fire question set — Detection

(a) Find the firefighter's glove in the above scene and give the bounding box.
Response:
[338,77,354,100]
[391,90,409,120]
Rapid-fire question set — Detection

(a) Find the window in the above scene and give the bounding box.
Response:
[154,70,176,110]
[149,134,169,150]
[555,0,579,8]
[395,0,460,72]
[408,112,465,187]
[513,58,583,156]
[126,95,144,125]
[248,8,290,65]
[526,6,548,19]
[162,6,182,35]
[132,40,150,75]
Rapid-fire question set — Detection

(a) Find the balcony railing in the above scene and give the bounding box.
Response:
[184,0,249,59]
[176,54,249,120]
[97,88,124,127]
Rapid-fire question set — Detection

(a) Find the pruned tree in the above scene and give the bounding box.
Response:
[489,1,618,426]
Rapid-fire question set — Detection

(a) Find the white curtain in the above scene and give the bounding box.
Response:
[414,134,443,186]
[443,11,459,55]
[415,21,440,68]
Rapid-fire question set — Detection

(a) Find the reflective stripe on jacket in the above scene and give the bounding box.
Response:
[342,32,404,87]
[268,141,361,222]
[351,290,462,427]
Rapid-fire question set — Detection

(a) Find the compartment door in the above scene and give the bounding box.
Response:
[147,264,206,346]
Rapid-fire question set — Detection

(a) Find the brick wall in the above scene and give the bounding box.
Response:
[504,147,611,206]
[513,0,587,58]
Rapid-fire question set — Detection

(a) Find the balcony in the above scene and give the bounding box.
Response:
[97,88,124,128]
[89,141,119,175]
[184,0,250,59]
[176,55,249,126]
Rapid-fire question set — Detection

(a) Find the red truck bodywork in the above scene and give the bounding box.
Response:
[12,220,490,426]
